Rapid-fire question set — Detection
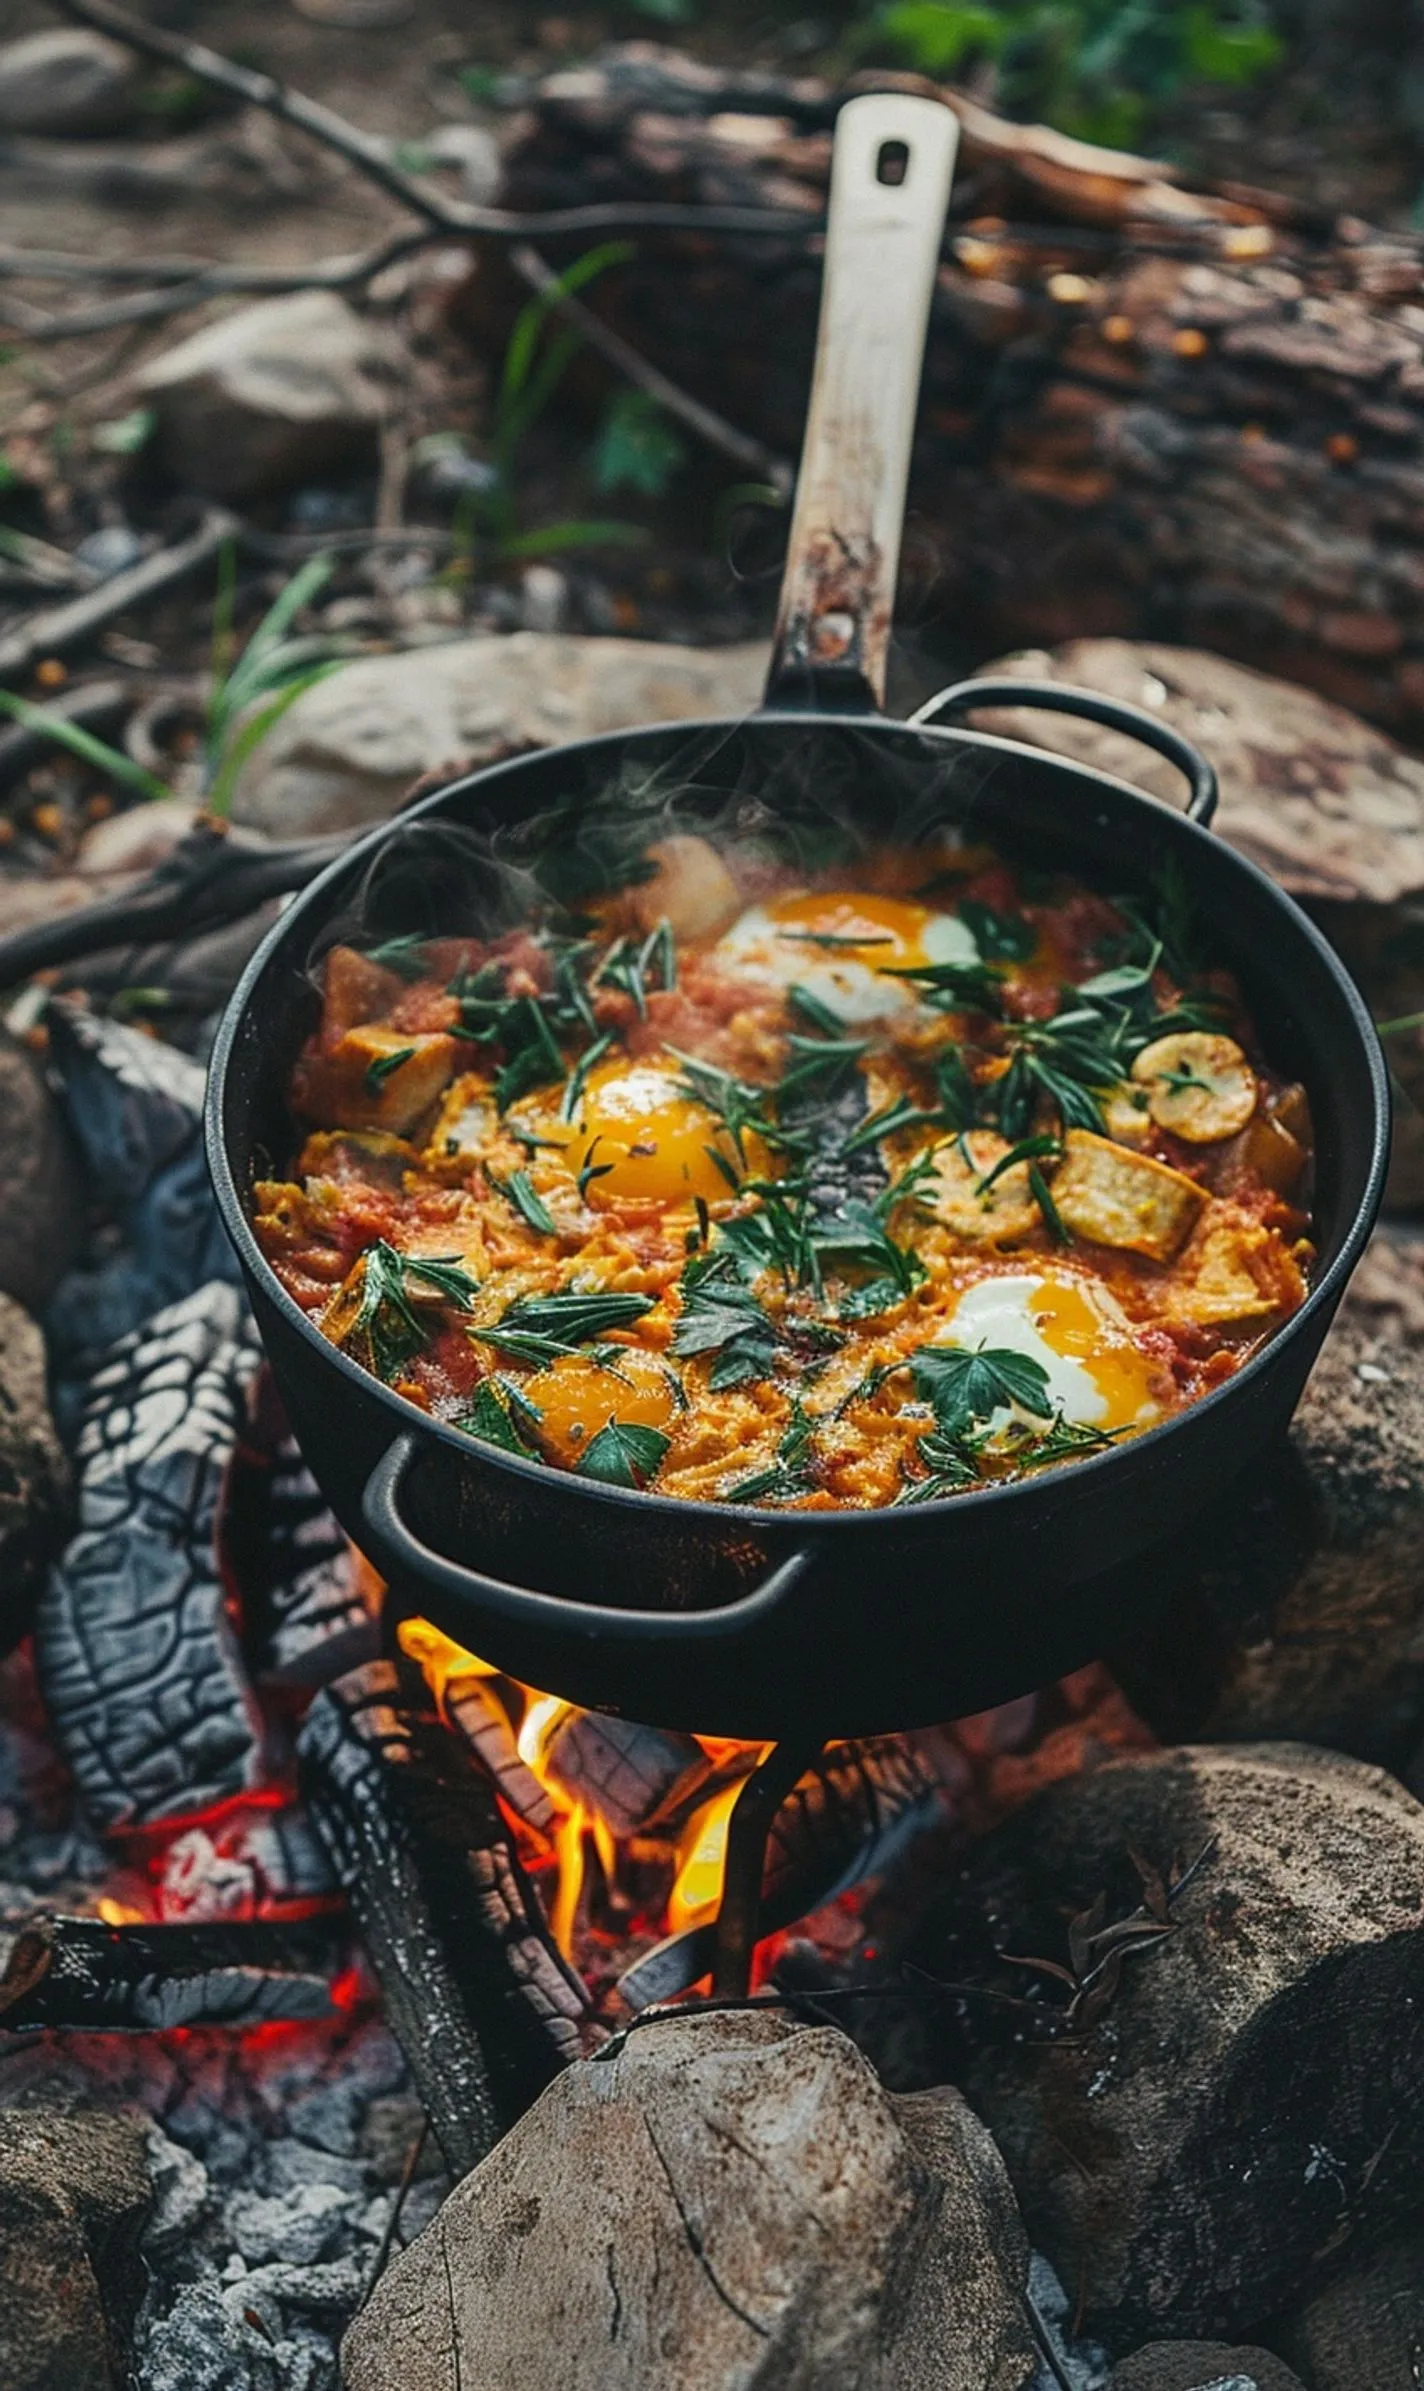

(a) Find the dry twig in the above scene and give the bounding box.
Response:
[0,511,237,683]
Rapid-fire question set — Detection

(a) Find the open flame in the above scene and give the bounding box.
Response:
[397,1616,769,1968]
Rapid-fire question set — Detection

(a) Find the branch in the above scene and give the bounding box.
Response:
[510,245,794,494]
[0,510,236,683]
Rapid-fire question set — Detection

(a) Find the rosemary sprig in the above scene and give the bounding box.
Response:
[488,1168,557,1235]
[363,1045,415,1094]
[958,899,1036,961]
[352,1243,480,1379]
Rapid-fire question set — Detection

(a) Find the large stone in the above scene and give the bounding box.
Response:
[230,632,770,836]
[1107,1234,1424,1770]
[0,32,135,136]
[0,1035,86,1315]
[922,1744,1424,2347]
[137,293,407,502]
[1274,2217,1424,2388]
[343,2011,1035,2391]
[0,1293,70,1653]
[0,2105,153,2391]
[1111,2348,1303,2391]
[974,640,1424,907]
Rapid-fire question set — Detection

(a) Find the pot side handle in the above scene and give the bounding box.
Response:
[910,678,1219,827]
[362,1434,813,1649]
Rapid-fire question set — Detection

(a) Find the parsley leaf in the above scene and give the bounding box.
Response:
[459,1378,539,1457]
[908,1343,1054,1440]
[575,1420,670,1488]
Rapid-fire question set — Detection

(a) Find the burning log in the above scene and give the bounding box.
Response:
[0,1914,336,2032]
[442,1672,557,1839]
[539,1709,710,1839]
[491,44,1424,738]
[619,1732,948,2008]
[35,1282,268,1835]
[299,1662,591,2178]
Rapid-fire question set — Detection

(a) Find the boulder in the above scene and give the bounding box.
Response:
[343,2011,1035,2391]
[230,632,770,836]
[0,1293,70,1653]
[0,1035,86,1315]
[0,2105,153,2391]
[918,1744,1424,2347]
[0,31,135,137]
[970,639,1424,1206]
[972,640,1424,908]
[1274,2217,1424,2389]
[1107,1233,1424,1770]
[1111,2348,1304,2391]
[136,293,407,502]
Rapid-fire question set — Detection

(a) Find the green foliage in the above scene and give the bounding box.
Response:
[91,408,156,457]
[858,0,1284,148]
[203,547,341,816]
[0,691,168,803]
[449,244,652,576]
[592,389,687,498]
[574,1420,671,1488]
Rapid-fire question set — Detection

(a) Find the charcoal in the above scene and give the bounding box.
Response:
[153,1808,338,1920]
[301,1663,591,2177]
[0,1915,337,2031]
[35,1283,269,1833]
[541,1709,709,1837]
[224,1395,379,1689]
[619,1733,947,2010]
[443,1673,556,1837]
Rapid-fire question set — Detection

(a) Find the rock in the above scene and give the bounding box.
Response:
[136,293,407,503]
[0,31,136,137]
[927,1744,1424,2347]
[1107,1233,1424,1770]
[343,2011,1035,2391]
[0,2105,153,2391]
[1111,2347,1304,2391]
[972,640,1424,907]
[1274,2216,1424,2388]
[76,799,201,879]
[0,1035,86,1315]
[0,1293,70,1653]
[231,632,770,836]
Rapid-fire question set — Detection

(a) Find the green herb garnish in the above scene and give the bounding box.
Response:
[959,899,1036,962]
[490,1169,557,1235]
[575,1420,670,1488]
[363,1045,415,1093]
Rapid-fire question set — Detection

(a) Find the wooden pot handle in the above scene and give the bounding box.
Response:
[764,91,959,715]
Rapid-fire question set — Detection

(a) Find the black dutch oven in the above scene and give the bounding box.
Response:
[206,94,1389,1742]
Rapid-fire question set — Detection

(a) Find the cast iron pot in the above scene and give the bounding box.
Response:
[205,97,1389,1739]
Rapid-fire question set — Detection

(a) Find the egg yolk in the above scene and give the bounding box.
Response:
[526,1348,678,1466]
[946,1268,1165,1434]
[562,1058,768,1210]
[759,890,943,971]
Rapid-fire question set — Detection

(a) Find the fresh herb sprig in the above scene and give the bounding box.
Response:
[352,1243,480,1379]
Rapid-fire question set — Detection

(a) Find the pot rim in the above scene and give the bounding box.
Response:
[205,709,1391,1539]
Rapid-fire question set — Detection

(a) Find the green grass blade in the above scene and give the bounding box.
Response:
[498,519,651,560]
[205,663,340,817]
[0,690,169,802]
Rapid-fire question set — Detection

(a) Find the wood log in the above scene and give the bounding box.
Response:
[488,45,1424,739]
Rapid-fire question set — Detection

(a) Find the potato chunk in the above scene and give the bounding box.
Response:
[1100,1080,1154,1148]
[1052,1129,1207,1262]
[1131,1031,1257,1143]
[292,1025,457,1135]
[927,1130,1041,1247]
[631,835,742,941]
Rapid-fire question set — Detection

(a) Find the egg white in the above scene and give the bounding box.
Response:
[712,902,978,1025]
[937,1271,1162,1431]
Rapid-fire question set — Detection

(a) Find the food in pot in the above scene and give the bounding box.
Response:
[252,834,1313,1510]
